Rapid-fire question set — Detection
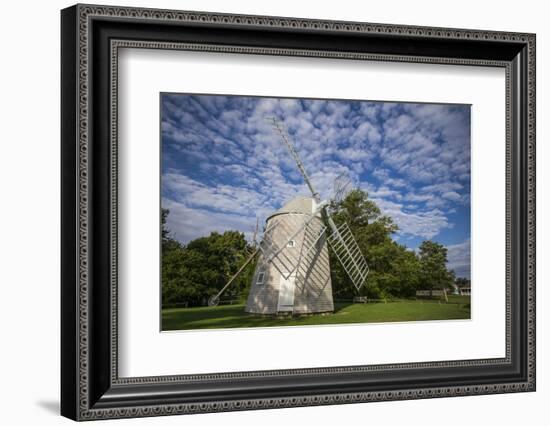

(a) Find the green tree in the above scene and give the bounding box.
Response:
[330,189,385,229]
[418,240,454,292]
[389,244,422,297]
[161,209,256,307]
[455,277,471,288]
[161,208,170,244]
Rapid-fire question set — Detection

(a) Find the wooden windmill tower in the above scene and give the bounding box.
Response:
[208,118,370,315]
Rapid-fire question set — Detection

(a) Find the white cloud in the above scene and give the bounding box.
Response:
[372,197,452,239]
[163,173,275,217]
[162,95,470,246]
[163,198,258,243]
[376,104,470,194]
[350,121,382,145]
[403,192,433,203]
[372,167,408,188]
[369,186,403,200]
[442,191,462,202]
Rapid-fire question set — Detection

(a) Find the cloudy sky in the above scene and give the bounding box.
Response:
[161,94,471,278]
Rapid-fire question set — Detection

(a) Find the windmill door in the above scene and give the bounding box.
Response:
[277,274,295,312]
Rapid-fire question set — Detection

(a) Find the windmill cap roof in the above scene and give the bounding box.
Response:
[267,196,315,220]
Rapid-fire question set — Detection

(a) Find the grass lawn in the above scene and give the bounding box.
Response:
[162,297,470,331]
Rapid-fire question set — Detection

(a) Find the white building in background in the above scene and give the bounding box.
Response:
[459,287,471,296]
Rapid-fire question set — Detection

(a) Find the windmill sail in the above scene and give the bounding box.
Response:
[268,117,320,202]
[208,247,259,307]
[332,172,353,204]
[327,220,369,291]
[268,117,370,293]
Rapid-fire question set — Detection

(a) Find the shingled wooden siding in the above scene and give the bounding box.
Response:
[245,198,334,315]
[293,231,334,314]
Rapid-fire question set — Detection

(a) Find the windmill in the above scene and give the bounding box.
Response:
[208,117,369,314]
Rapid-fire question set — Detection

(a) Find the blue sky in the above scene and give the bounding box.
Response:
[161,94,471,278]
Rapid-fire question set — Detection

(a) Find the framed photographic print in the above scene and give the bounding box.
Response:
[61,4,536,421]
[159,93,472,331]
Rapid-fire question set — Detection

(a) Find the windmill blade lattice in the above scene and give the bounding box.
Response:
[327,221,369,291]
[332,172,353,204]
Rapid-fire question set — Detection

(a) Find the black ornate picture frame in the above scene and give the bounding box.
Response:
[61,4,536,421]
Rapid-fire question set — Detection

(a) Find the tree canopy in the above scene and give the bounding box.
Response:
[161,209,256,307]
[329,189,455,299]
